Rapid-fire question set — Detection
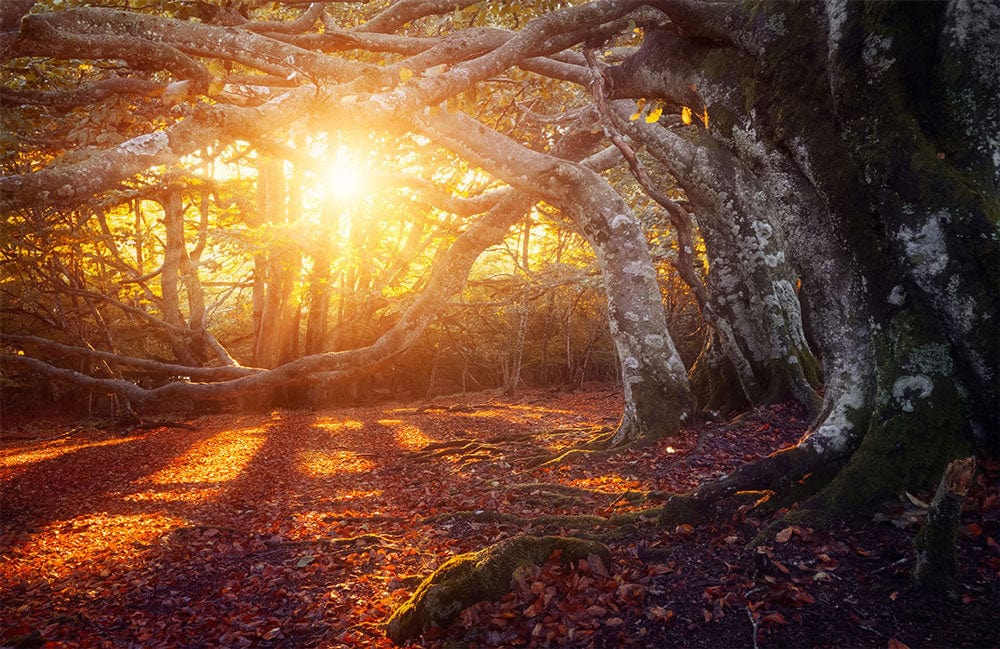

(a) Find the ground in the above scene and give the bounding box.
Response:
[1,385,997,649]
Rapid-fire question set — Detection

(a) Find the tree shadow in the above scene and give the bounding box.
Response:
[0,392,624,646]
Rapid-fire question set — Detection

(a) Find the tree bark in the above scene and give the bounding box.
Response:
[416,110,695,443]
[614,0,997,514]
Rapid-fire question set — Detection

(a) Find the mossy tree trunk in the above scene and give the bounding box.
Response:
[606,0,997,513]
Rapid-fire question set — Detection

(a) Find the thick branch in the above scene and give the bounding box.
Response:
[1,334,254,380]
[1,87,315,213]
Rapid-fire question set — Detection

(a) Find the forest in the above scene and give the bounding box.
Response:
[1,0,998,647]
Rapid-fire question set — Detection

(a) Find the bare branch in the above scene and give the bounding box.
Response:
[0,77,162,110]
[1,334,254,379]
[0,87,315,213]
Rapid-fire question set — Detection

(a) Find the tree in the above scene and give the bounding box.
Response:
[1,0,996,609]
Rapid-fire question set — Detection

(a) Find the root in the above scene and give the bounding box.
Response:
[655,440,846,529]
[326,534,396,548]
[506,482,652,504]
[521,426,626,469]
[484,431,538,444]
[386,535,609,644]
[523,447,612,469]
[429,510,612,530]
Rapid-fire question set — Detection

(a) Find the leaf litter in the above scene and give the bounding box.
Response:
[1,386,997,648]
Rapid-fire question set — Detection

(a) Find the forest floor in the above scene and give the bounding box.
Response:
[1,385,997,649]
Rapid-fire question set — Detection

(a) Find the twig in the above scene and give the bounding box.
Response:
[868,556,909,576]
[746,606,760,649]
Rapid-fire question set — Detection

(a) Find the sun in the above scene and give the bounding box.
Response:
[323,145,369,203]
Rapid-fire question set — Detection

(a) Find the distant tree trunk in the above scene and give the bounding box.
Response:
[568,179,694,444]
[253,157,302,369]
[159,188,203,366]
[303,203,337,356]
[504,216,532,396]
[608,0,997,514]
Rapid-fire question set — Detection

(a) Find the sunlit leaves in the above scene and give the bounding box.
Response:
[629,98,646,121]
[630,98,666,123]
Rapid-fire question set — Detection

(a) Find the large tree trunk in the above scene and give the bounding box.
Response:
[608,0,997,513]
[417,111,696,444]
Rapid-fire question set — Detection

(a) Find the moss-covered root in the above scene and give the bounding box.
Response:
[385,535,610,645]
[912,456,976,595]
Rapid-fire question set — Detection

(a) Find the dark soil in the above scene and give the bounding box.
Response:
[1,385,997,649]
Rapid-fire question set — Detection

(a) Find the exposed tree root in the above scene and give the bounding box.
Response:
[411,438,477,456]
[429,510,612,530]
[385,535,609,645]
[655,441,848,529]
[326,534,396,548]
[507,482,615,499]
[483,431,539,444]
[523,447,613,469]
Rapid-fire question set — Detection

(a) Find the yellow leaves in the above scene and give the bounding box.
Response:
[206,60,227,97]
[631,98,666,123]
[206,59,227,79]
[680,106,710,128]
[398,67,414,83]
[629,98,647,121]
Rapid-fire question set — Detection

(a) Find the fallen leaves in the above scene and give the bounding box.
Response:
[1,392,996,648]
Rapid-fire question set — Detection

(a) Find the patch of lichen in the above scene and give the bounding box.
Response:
[385,535,609,645]
[817,312,972,514]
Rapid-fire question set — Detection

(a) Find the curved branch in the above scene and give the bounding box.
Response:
[0,77,162,110]
[16,16,212,88]
[356,0,480,34]
[0,87,315,213]
[246,2,325,34]
[31,8,365,81]
[1,334,255,380]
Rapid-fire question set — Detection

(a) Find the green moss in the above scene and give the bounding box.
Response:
[385,535,609,645]
[797,346,823,389]
[819,311,973,513]
[821,396,970,513]
[656,492,708,528]
[912,494,963,593]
